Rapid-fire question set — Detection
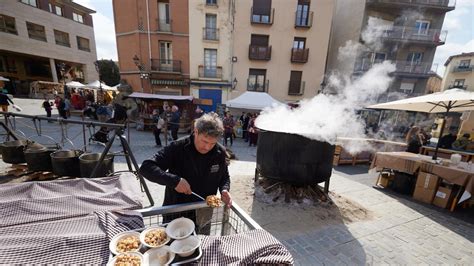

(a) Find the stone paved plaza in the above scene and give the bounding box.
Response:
[1,98,473,265]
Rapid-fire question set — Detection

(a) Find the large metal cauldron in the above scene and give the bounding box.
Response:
[0,140,44,164]
[79,153,114,178]
[256,129,335,187]
[50,150,82,177]
[25,146,57,172]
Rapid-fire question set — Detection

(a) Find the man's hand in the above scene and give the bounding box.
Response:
[221,190,232,208]
[175,178,192,194]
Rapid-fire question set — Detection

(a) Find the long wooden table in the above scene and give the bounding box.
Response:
[420,146,474,162]
[371,152,473,211]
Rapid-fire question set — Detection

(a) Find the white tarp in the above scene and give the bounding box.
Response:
[66,81,85,88]
[226,91,283,110]
[85,80,114,91]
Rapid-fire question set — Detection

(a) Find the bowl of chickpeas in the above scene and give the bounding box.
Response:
[139,226,170,249]
[109,231,142,255]
[107,251,143,266]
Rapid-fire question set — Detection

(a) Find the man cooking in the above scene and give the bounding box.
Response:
[139,112,232,208]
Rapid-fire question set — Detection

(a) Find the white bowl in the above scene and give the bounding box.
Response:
[140,225,170,248]
[170,235,201,257]
[109,231,142,255]
[107,251,143,266]
[143,245,175,265]
[165,217,195,240]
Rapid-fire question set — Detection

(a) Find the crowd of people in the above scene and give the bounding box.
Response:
[405,125,473,154]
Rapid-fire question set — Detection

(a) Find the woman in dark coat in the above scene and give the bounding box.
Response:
[405,126,423,154]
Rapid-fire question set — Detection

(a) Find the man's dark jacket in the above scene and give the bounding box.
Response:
[139,134,230,206]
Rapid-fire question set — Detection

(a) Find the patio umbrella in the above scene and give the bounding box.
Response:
[367,88,474,160]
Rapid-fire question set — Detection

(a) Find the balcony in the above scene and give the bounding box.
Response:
[247,79,269,92]
[291,48,309,63]
[198,65,223,79]
[156,19,172,32]
[452,65,474,73]
[354,59,438,77]
[381,26,447,45]
[448,85,468,90]
[366,0,456,11]
[250,7,274,25]
[288,80,305,95]
[249,45,272,60]
[151,59,181,73]
[294,11,313,28]
[202,27,219,41]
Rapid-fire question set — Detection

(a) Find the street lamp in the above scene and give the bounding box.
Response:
[232,77,238,90]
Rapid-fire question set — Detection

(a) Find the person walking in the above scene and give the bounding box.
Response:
[42,98,53,119]
[55,95,67,119]
[153,113,165,147]
[169,105,181,141]
[223,112,235,147]
[248,113,258,147]
[0,92,14,112]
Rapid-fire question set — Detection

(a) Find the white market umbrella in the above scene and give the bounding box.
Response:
[66,81,85,88]
[368,88,474,159]
[0,76,10,81]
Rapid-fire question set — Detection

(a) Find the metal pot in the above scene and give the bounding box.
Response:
[0,140,44,164]
[50,150,82,177]
[79,153,114,178]
[25,146,57,172]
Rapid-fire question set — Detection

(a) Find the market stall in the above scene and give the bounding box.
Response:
[29,81,64,99]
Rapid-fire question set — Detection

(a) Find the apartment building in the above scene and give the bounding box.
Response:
[188,0,234,112]
[113,0,190,95]
[327,0,454,99]
[0,0,98,95]
[231,0,335,103]
[442,52,474,137]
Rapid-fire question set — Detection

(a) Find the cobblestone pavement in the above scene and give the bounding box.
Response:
[2,98,474,265]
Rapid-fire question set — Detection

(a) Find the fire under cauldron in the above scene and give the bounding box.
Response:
[255,129,335,193]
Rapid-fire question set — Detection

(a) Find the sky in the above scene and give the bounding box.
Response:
[76,0,473,77]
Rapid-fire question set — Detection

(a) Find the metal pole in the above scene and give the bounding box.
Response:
[433,107,451,160]
[89,130,117,178]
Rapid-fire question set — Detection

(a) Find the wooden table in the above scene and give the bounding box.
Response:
[371,151,473,211]
[420,146,474,162]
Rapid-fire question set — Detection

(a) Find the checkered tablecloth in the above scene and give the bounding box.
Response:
[0,176,144,264]
[199,229,294,265]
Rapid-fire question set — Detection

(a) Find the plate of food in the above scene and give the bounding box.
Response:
[109,231,142,255]
[206,195,222,208]
[140,225,170,249]
[107,251,143,266]
[143,245,175,265]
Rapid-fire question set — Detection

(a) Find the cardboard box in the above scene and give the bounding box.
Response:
[432,186,453,208]
[413,172,439,204]
[377,172,394,188]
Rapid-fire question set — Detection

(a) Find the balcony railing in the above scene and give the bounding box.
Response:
[250,7,274,25]
[202,27,219,41]
[381,26,447,45]
[448,85,468,90]
[198,65,223,79]
[249,45,272,60]
[291,48,309,63]
[366,0,456,9]
[354,59,438,76]
[151,59,182,73]
[288,80,305,95]
[294,11,313,28]
[453,65,474,72]
[247,79,269,92]
[156,19,172,32]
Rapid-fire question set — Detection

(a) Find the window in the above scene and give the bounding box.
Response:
[400,82,415,94]
[252,0,272,23]
[373,52,386,64]
[204,14,217,40]
[293,37,306,49]
[459,59,471,68]
[160,41,173,61]
[73,12,84,23]
[251,34,269,46]
[158,2,171,31]
[415,20,430,35]
[21,0,37,7]
[77,36,90,51]
[54,30,70,47]
[0,14,17,35]
[26,22,46,42]
[454,79,465,86]
[406,52,423,64]
[296,0,310,27]
[289,71,303,95]
[49,4,63,16]
[206,0,217,5]
[248,69,267,92]
[249,35,271,60]
[204,49,217,77]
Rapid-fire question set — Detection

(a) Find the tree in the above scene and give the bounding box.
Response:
[94,59,120,86]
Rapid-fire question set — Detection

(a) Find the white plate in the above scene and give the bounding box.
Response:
[170,235,201,257]
[143,245,175,265]
[107,251,143,266]
[109,231,142,255]
[140,225,170,249]
[165,217,195,240]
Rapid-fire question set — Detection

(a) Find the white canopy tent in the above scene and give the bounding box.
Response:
[66,81,85,88]
[0,76,10,81]
[85,80,114,91]
[226,91,283,110]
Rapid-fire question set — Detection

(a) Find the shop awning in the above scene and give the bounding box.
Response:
[128,92,194,101]
[151,79,188,86]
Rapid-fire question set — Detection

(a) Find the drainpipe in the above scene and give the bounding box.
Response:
[146,0,152,92]
[228,0,236,102]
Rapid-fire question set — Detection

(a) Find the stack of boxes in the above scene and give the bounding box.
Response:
[412,171,454,209]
